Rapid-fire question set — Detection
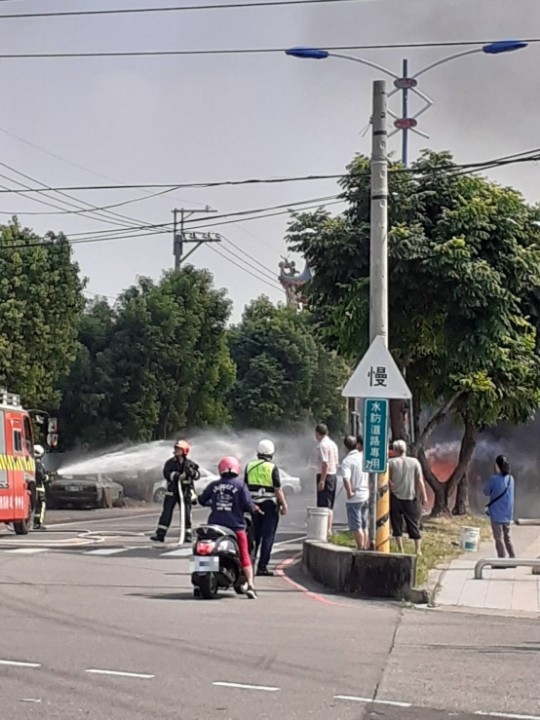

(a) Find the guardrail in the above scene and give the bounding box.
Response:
[474,558,540,579]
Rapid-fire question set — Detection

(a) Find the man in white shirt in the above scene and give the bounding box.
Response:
[315,423,339,536]
[340,435,370,549]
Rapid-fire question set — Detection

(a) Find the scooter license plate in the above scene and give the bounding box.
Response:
[194,556,220,573]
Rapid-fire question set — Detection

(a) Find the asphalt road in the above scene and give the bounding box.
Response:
[0,497,539,720]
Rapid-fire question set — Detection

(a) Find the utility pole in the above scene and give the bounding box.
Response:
[369,80,390,553]
[172,206,221,269]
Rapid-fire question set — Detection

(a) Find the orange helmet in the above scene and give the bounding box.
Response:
[174,439,190,455]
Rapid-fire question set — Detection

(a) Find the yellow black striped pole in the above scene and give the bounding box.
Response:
[376,470,390,553]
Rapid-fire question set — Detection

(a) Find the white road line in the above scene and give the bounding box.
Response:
[213,681,280,692]
[334,696,412,708]
[85,669,154,679]
[0,659,41,668]
[84,548,127,556]
[160,548,192,557]
[475,712,540,720]
[4,548,50,555]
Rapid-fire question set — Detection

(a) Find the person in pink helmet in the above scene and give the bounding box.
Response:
[197,456,259,599]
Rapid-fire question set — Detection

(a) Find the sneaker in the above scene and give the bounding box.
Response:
[256,568,274,577]
[246,586,258,600]
[150,534,164,543]
[185,531,193,542]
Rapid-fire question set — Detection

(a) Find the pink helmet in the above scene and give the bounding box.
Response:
[218,456,240,477]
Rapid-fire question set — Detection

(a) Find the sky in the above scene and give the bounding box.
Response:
[0,0,539,322]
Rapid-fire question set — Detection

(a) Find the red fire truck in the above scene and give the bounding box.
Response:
[0,389,36,534]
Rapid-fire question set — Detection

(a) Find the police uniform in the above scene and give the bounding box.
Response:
[154,456,200,541]
[245,457,282,575]
[33,458,49,530]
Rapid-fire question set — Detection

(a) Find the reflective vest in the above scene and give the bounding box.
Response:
[246,459,276,501]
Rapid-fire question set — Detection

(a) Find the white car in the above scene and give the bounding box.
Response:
[280,470,302,496]
[152,466,219,504]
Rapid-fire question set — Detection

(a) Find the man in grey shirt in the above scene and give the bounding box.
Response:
[388,440,428,555]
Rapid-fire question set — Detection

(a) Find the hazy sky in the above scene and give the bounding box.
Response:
[1,0,539,321]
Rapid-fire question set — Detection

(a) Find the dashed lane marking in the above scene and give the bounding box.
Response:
[213,681,280,692]
[85,669,155,679]
[334,696,412,707]
[0,659,41,668]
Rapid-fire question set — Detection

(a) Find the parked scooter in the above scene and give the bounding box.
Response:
[191,515,255,599]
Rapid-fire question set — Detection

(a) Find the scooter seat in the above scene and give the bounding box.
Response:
[196,524,237,540]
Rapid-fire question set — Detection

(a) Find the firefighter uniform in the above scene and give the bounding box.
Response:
[153,455,200,542]
[34,457,49,530]
[245,458,282,575]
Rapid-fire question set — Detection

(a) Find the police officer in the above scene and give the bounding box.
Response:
[245,439,288,576]
[150,440,200,543]
[33,444,49,531]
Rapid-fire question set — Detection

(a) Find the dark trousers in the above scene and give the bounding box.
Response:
[252,502,279,571]
[34,482,46,527]
[491,520,515,558]
[156,485,192,538]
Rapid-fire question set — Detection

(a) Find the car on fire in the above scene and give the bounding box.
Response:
[47,472,125,509]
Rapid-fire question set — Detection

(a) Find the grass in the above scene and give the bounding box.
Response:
[330,514,491,586]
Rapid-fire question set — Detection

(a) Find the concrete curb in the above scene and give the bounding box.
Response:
[302,540,429,603]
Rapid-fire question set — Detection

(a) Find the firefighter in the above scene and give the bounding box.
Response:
[150,440,200,543]
[33,444,49,531]
[245,439,288,576]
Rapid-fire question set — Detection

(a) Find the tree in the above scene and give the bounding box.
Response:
[229,297,348,432]
[58,267,235,447]
[0,221,85,409]
[287,151,540,514]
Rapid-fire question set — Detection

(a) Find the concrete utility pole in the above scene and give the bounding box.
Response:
[369,80,391,553]
[172,207,221,269]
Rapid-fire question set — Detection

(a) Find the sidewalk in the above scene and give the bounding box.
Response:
[434,523,540,614]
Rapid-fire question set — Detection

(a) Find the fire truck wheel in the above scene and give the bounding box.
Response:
[13,516,31,535]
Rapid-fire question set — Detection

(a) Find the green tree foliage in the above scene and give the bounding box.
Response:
[0,221,85,408]
[229,297,348,432]
[287,151,540,514]
[58,268,235,446]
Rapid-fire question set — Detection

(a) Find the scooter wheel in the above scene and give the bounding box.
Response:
[198,574,218,599]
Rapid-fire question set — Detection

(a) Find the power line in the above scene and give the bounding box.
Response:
[0,39,537,60]
[0,0,370,20]
[208,244,282,291]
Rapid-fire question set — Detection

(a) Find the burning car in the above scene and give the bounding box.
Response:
[48,473,125,510]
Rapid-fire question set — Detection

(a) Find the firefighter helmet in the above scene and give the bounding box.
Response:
[34,444,45,458]
[174,440,190,455]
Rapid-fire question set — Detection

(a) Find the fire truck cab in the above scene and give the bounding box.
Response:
[0,389,36,534]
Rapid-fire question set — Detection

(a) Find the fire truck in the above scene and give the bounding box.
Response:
[0,389,36,534]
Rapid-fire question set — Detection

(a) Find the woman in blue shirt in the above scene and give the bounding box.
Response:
[483,454,515,559]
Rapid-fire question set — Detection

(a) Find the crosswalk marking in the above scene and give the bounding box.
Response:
[5,548,50,555]
[160,548,192,558]
[84,548,127,556]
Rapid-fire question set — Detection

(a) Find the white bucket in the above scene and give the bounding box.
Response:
[306,507,331,541]
[460,526,480,552]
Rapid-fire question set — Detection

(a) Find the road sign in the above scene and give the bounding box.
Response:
[363,398,389,474]
[342,335,412,399]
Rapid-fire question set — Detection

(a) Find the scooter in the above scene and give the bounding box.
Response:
[191,516,255,599]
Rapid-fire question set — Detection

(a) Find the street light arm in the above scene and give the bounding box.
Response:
[329,53,400,81]
[411,48,482,80]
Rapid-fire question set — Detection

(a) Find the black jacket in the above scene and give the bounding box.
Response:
[35,458,49,487]
[163,456,200,488]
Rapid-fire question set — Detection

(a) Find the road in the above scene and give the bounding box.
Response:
[0,495,539,720]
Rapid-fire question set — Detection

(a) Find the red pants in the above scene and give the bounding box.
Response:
[235,530,251,568]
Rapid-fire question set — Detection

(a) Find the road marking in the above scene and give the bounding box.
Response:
[85,669,154,679]
[0,659,41,668]
[213,681,280,692]
[84,548,127,556]
[475,712,540,720]
[334,696,412,707]
[4,548,49,555]
[160,548,192,557]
